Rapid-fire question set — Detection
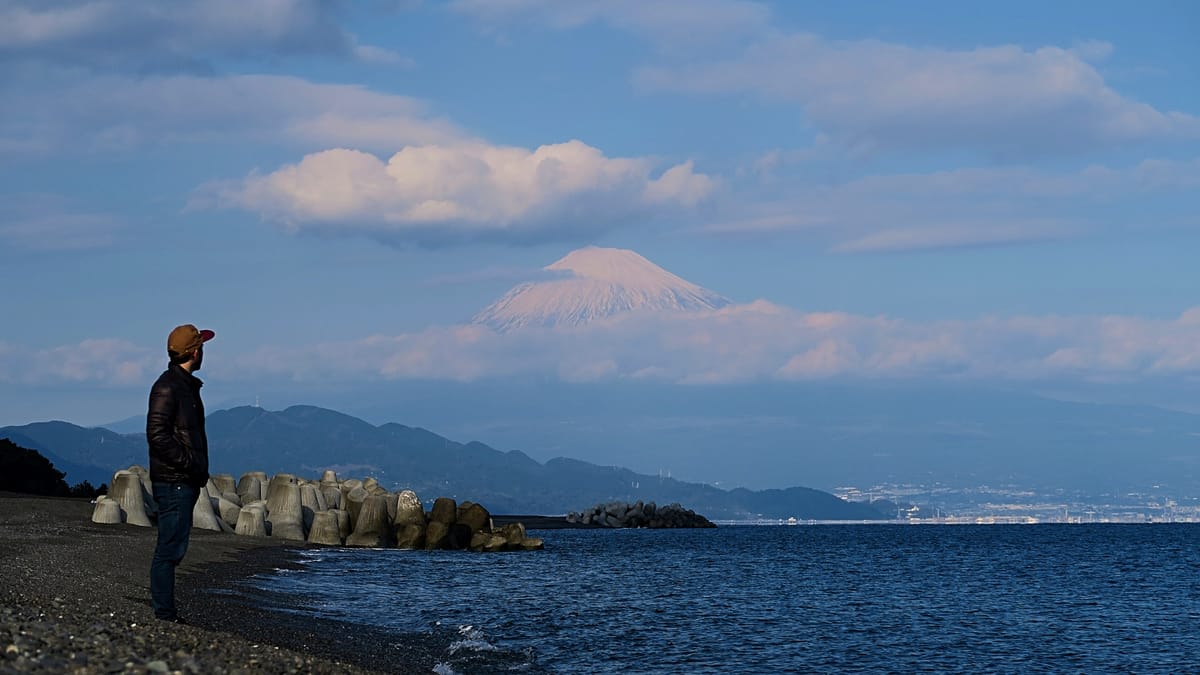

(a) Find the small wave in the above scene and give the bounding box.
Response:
[433,624,540,671]
[448,624,500,655]
[432,663,461,675]
[449,639,500,656]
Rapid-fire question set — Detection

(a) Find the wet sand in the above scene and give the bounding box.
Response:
[0,493,439,673]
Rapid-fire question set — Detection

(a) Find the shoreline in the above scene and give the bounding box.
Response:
[0,493,438,673]
[177,545,449,673]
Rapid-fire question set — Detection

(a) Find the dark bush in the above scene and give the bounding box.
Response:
[0,437,81,497]
[68,480,107,498]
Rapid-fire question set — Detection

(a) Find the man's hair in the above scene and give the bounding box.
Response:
[169,350,192,366]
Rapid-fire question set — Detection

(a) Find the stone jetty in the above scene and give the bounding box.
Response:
[567,500,717,528]
[92,466,545,552]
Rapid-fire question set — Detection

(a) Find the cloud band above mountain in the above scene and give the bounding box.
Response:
[7,248,1199,389]
[204,302,1200,387]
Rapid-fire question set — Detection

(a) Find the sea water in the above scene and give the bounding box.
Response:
[251,525,1200,673]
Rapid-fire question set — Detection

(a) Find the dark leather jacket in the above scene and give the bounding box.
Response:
[146,364,210,487]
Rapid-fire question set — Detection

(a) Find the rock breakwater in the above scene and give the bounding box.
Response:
[91,466,544,552]
[567,501,716,528]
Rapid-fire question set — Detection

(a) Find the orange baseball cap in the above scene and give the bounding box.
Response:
[167,324,215,356]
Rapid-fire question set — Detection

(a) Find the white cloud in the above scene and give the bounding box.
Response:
[447,0,1198,155]
[643,161,716,207]
[0,73,463,155]
[0,0,405,70]
[11,304,1200,391]
[703,158,1200,252]
[449,0,770,47]
[212,140,717,245]
[423,266,573,287]
[636,35,1200,155]
[194,303,1200,387]
[0,339,158,386]
[352,43,416,68]
[830,221,1075,254]
[0,194,121,251]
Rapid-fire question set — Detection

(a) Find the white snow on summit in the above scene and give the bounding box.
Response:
[473,246,731,331]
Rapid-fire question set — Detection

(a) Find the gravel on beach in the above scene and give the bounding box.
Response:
[0,493,441,674]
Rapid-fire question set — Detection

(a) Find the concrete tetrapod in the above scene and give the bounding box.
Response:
[393,490,425,526]
[211,491,243,529]
[91,496,122,524]
[470,531,509,553]
[127,465,156,518]
[331,509,351,539]
[109,471,153,527]
[346,495,394,547]
[236,474,263,505]
[267,473,299,494]
[307,511,343,546]
[211,473,236,495]
[429,497,457,524]
[235,505,268,537]
[193,486,230,532]
[340,479,363,499]
[299,484,327,532]
[320,485,342,510]
[425,497,457,550]
[423,526,449,549]
[458,501,491,534]
[344,486,368,529]
[392,490,427,549]
[246,471,271,499]
[394,523,426,549]
[265,481,306,541]
[127,464,151,489]
[499,522,527,547]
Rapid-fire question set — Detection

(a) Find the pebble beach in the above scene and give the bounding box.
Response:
[0,493,441,674]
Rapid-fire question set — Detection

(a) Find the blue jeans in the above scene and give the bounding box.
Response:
[150,482,199,620]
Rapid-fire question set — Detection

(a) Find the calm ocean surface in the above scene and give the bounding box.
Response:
[251,525,1200,673]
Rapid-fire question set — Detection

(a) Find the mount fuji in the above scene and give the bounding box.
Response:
[473,246,731,331]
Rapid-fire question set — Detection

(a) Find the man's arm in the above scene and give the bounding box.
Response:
[147,380,191,472]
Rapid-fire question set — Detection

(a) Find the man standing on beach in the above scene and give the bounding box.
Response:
[146,324,214,623]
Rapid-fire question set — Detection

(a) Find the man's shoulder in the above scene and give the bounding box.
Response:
[150,368,178,392]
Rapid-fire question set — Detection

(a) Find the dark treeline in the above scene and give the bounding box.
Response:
[0,438,107,498]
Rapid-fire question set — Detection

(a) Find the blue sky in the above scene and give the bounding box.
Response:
[2,0,1199,430]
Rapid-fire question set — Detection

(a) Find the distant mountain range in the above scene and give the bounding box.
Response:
[0,422,144,489]
[0,405,887,521]
[473,246,731,331]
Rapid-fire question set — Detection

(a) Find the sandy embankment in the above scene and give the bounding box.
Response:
[0,494,439,674]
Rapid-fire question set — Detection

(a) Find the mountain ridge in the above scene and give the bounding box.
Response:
[0,404,886,521]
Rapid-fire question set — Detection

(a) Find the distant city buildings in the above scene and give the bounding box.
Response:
[831,482,1200,524]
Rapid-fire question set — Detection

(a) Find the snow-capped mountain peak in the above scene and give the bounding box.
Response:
[473,246,730,331]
